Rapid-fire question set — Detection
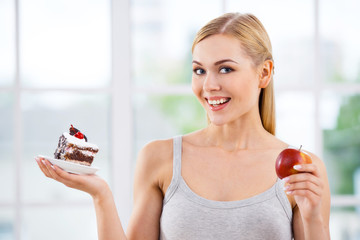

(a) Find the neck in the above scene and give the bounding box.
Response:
[204,114,272,152]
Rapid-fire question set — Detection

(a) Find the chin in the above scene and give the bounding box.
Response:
[208,117,228,126]
[210,122,225,127]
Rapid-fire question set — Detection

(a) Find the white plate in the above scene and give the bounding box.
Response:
[37,155,99,175]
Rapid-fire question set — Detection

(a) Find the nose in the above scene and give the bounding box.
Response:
[203,72,221,92]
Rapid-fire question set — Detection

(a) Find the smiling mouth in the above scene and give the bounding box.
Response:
[206,98,231,107]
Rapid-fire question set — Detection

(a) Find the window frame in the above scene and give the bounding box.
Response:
[1,0,360,239]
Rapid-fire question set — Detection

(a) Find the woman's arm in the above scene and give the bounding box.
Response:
[36,139,168,240]
[286,154,331,239]
[126,140,169,239]
[93,185,127,240]
[36,158,127,239]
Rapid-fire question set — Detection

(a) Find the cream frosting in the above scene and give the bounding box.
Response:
[63,132,99,150]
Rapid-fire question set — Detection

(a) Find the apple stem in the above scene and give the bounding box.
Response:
[299,145,303,151]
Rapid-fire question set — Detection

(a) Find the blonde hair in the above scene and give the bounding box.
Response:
[192,12,276,135]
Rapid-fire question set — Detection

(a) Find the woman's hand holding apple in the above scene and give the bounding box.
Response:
[283,163,324,221]
[275,147,325,221]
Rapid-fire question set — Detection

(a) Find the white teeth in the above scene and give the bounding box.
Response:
[208,98,229,105]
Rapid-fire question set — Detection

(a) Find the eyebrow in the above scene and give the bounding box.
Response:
[192,59,238,66]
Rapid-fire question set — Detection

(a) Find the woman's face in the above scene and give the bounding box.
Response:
[192,34,262,126]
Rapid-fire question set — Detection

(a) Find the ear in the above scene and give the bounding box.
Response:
[258,60,273,88]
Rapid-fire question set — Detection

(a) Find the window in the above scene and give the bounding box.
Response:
[131,0,221,153]
[1,0,113,239]
[1,0,359,239]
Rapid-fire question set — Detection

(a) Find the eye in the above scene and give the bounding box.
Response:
[193,68,205,75]
[219,67,233,74]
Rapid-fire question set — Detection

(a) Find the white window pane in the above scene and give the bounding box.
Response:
[330,207,360,240]
[21,92,111,202]
[0,0,15,87]
[275,91,315,152]
[227,0,315,86]
[23,207,97,240]
[0,93,15,202]
[132,0,222,86]
[0,208,14,240]
[134,94,206,154]
[320,0,360,83]
[321,92,360,195]
[20,0,111,88]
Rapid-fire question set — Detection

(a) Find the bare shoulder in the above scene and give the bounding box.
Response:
[135,138,174,193]
[303,150,326,172]
[305,150,323,164]
[138,138,173,161]
[260,132,289,150]
[136,138,173,172]
[303,150,328,178]
[128,139,174,239]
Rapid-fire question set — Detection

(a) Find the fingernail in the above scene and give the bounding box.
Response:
[41,160,46,165]
[283,177,290,183]
[293,165,302,170]
[286,191,293,195]
[283,185,290,191]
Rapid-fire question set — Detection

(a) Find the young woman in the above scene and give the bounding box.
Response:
[36,12,330,239]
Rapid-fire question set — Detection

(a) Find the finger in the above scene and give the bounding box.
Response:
[43,159,67,181]
[43,159,61,179]
[288,189,322,206]
[41,159,71,184]
[284,172,322,188]
[51,164,77,181]
[293,163,320,177]
[43,160,83,187]
[35,157,53,178]
[284,181,322,197]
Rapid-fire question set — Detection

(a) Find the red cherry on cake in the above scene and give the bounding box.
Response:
[69,124,88,141]
[70,124,79,136]
[74,131,84,139]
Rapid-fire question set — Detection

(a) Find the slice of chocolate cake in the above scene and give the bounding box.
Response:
[54,125,99,166]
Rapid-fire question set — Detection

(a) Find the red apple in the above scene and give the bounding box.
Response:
[275,146,312,179]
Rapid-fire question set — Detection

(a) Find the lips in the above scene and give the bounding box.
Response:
[206,97,231,111]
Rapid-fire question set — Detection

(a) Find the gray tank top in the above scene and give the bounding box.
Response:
[160,136,293,240]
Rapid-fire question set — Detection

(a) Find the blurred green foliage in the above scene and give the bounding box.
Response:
[150,38,207,135]
[164,47,193,85]
[152,95,207,134]
[323,94,360,194]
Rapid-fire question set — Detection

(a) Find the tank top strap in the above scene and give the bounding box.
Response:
[163,135,183,204]
[172,135,183,179]
[274,178,293,222]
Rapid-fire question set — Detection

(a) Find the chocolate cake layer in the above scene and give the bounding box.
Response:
[64,150,94,166]
[54,132,99,166]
